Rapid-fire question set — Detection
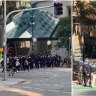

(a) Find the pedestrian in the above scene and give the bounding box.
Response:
[91,61,96,87]
[15,59,20,72]
[1,59,4,72]
[22,56,26,71]
[28,57,33,69]
[82,61,92,87]
[24,59,30,71]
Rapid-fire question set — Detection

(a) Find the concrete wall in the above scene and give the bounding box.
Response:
[72,33,83,61]
[51,40,68,60]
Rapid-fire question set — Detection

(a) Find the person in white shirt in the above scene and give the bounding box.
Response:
[91,61,96,87]
[16,59,20,72]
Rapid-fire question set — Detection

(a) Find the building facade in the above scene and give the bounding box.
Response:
[6,1,59,56]
[72,0,96,62]
[0,0,71,59]
[33,1,71,59]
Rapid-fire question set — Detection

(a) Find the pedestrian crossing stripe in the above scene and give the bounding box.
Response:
[73,85,96,91]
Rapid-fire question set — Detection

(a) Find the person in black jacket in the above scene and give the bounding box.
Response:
[82,62,92,87]
[1,59,4,72]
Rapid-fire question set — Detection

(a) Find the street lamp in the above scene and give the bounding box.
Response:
[3,2,53,81]
[47,40,51,54]
[47,40,51,45]
[30,11,35,37]
[30,10,35,53]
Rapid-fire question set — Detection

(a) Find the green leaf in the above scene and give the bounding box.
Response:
[55,17,71,50]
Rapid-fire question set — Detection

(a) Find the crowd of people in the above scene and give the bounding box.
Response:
[78,59,96,88]
[0,53,70,76]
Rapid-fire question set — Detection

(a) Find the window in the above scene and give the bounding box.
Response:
[74,23,81,36]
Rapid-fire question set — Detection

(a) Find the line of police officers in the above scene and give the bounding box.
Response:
[1,53,61,72]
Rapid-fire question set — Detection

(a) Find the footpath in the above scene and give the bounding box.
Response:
[0,68,26,87]
[0,69,42,96]
[73,80,96,91]
[0,78,26,86]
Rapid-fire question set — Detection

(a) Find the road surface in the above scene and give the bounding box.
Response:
[0,68,71,96]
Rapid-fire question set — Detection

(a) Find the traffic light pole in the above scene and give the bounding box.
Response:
[3,1,53,81]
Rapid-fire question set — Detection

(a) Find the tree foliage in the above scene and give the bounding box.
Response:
[55,17,71,50]
[75,1,96,25]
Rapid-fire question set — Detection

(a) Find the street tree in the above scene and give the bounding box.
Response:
[73,1,96,59]
[55,17,71,51]
[74,1,96,25]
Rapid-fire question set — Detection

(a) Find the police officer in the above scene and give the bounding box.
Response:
[28,57,33,69]
[82,61,92,87]
[22,56,26,71]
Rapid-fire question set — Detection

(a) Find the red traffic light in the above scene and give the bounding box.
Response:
[54,2,63,15]
[58,3,63,6]
[54,2,63,7]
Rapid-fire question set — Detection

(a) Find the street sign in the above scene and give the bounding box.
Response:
[0,48,3,52]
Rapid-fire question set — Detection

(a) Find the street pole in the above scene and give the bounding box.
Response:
[3,0,7,81]
[30,9,34,53]
[71,0,73,68]
[69,37,71,58]
[3,5,53,81]
[83,33,85,62]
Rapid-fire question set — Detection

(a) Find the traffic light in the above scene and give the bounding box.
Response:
[54,2,63,15]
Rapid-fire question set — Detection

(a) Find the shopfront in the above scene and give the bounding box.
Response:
[85,37,96,58]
